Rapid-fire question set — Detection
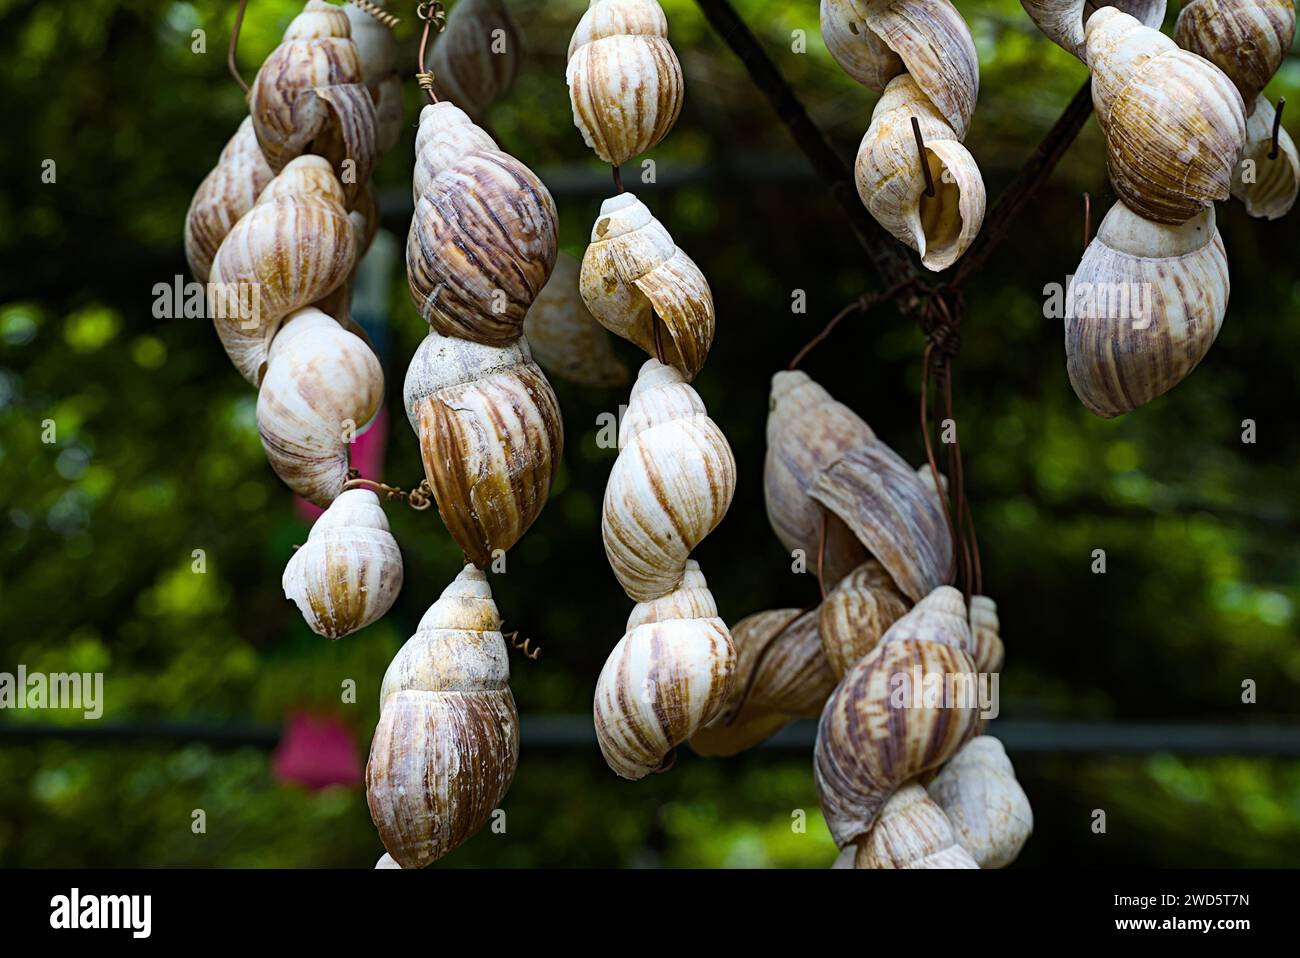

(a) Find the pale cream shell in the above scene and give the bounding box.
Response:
[854,783,980,869]
[184,118,274,283]
[282,488,402,639]
[1019,0,1166,62]
[928,736,1033,868]
[1174,0,1295,110]
[818,559,910,678]
[1232,97,1300,220]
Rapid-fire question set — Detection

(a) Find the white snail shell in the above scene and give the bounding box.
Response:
[566,0,684,166]
[282,488,403,639]
[1231,97,1300,221]
[818,560,910,678]
[1064,199,1229,418]
[593,561,736,779]
[602,360,736,602]
[184,118,273,283]
[580,193,715,381]
[1019,0,1167,62]
[366,565,518,868]
[968,594,1006,675]
[928,736,1033,868]
[854,783,980,869]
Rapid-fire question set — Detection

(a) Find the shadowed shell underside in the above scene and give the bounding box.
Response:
[1232,97,1300,220]
[524,252,631,387]
[819,560,910,677]
[429,0,523,119]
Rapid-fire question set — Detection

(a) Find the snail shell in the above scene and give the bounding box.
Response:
[256,307,383,506]
[1019,0,1167,61]
[690,608,837,757]
[1232,97,1300,220]
[566,0,684,166]
[184,118,274,283]
[602,360,736,602]
[764,371,874,587]
[1086,7,1246,225]
[854,783,980,869]
[855,75,986,272]
[1174,0,1295,110]
[208,156,357,386]
[366,565,518,868]
[968,594,1005,675]
[403,330,564,568]
[580,193,715,381]
[407,105,558,345]
[429,0,523,120]
[593,561,736,779]
[411,102,499,203]
[248,0,378,207]
[820,0,979,139]
[282,487,403,639]
[1064,199,1229,418]
[815,586,982,848]
[343,0,398,94]
[818,560,910,678]
[808,436,954,603]
[523,252,631,387]
[928,736,1033,868]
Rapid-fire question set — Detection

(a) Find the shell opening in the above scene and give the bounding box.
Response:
[916,151,964,265]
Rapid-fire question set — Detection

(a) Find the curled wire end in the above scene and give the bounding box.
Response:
[416,72,438,99]
[504,631,542,661]
[349,0,400,28]
[407,479,434,511]
[416,1,447,30]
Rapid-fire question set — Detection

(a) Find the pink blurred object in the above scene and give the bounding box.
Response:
[272,712,364,792]
[295,407,390,524]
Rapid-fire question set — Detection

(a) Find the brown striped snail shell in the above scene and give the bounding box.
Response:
[184,118,274,283]
[763,371,874,587]
[928,735,1033,868]
[523,251,631,387]
[1064,199,1229,418]
[366,564,518,868]
[853,783,980,869]
[256,307,383,506]
[208,156,357,386]
[602,360,736,602]
[815,586,982,848]
[593,561,736,779]
[407,105,558,346]
[809,436,954,603]
[411,102,499,202]
[429,0,523,120]
[1086,7,1246,225]
[248,0,377,207]
[1174,0,1295,110]
[690,608,836,757]
[1232,97,1300,220]
[968,594,1005,675]
[580,193,715,381]
[282,487,403,639]
[820,0,979,139]
[1018,0,1166,61]
[403,330,563,568]
[819,560,910,678]
[566,0,684,166]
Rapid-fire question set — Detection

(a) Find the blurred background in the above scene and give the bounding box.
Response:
[1,0,1298,867]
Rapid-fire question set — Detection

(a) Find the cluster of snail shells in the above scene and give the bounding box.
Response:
[366,565,518,868]
[821,0,986,272]
[404,102,564,565]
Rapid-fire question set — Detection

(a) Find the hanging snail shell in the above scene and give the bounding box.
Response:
[818,560,910,678]
[815,586,981,848]
[411,102,499,203]
[248,0,378,207]
[343,0,403,154]
[855,75,986,272]
[853,783,980,869]
[566,0,684,166]
[820,0,979,139]
[282,487,403,639]
[523,251,631,387]
[429,0,523,120]
[1018,0,1167,61]
[928,735,1033,868]
[256,307,384,506]
[968,594,1005,675]
[1086,7,1246,225]
[580,193,715,381]
[403,330,563,568]
[1232,97,1300,220]
[366,565,518,868]
[1174,0,1296,110]
[690,608,836,757]
[764,371,875,587]
[208,156,357,386]
[407,104,558,345]
[602,360,736,602]
[593,560,736,779]
[184,118,274,283]
[809,436,954,603]
[1064,199,1229,418]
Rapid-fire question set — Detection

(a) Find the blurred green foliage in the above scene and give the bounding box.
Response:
[0,0,1298,867]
